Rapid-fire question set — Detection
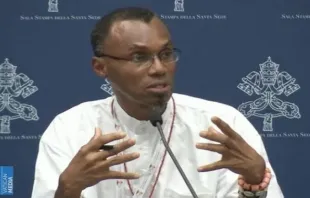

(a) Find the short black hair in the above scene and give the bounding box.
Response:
[90,7,156,57]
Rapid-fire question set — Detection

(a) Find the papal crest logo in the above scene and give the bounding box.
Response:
[237,56,301,132]
[48,0,59,12]
[0,59,39,134]
[101,79,114,95]
[174,0,184,12]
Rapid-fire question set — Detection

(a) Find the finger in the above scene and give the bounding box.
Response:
[100,138,136,159]
[102,171,140,180]
[211,117,238,139]
[106,152,140,167]
[88,131,127,151]
[197,160,227,172]
[88,128,102,143]
[196,142,227,154]
[79,128,106,155]
[199,127,228,145]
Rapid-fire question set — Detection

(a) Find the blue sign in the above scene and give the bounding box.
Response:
[0,166,13,195]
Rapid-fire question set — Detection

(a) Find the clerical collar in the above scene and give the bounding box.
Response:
[113,96,173,134]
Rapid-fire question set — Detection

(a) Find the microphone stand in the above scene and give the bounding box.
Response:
[151,119,199,198]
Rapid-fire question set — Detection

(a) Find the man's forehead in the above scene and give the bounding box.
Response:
[106,19,171,50]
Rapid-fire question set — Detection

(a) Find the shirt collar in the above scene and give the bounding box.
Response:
[113,96,173,135]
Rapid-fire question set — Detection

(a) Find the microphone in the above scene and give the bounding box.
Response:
[150,109,199,198]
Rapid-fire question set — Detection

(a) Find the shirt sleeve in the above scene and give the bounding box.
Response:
[215,110,284,198]
[31,116,74,198]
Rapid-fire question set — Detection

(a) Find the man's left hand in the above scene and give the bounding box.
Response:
[196,116,266,185]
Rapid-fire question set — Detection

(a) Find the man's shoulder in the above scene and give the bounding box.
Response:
[55,96,113,120]
[172,93,239,116]
[40,97,114,150]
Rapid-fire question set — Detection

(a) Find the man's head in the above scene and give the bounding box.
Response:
[91,7,180,112]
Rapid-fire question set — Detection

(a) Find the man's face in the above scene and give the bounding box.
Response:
[94,17,176,107]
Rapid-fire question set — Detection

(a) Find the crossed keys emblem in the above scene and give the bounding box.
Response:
[237,57,301,131]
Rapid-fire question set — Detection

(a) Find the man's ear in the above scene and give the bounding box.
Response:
[92,57,108,77]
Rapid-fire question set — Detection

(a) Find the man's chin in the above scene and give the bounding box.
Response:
[148,93,171,108]
[139,89,172,106]
[153,90,171,100]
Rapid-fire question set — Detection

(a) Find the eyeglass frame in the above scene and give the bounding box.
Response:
[95,47,181,68]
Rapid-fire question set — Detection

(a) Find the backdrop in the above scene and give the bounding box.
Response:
[1,0,309,197]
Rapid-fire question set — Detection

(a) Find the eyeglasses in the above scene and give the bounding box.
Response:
[96,48,181,68]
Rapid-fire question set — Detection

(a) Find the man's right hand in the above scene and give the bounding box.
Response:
[55,128,140,198]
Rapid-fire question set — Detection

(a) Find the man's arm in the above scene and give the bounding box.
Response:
[216,110,284,198]
[31,116,80,198]
[54,175,82,198]
[31,115,140,198]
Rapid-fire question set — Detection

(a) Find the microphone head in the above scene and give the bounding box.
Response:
[149,106,163,127]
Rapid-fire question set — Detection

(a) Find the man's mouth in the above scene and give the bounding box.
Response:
[147,83,170,93]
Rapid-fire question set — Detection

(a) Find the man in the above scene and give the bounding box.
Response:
[31,7,284,198]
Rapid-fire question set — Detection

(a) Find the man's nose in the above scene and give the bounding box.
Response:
[148,56,166,76]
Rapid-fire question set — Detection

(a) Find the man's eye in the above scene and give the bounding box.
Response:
[132,54,149,62]
[160,50,173,59]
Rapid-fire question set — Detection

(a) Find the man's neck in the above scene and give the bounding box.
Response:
[115,96,166,121]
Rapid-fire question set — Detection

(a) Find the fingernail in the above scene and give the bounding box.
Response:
[211,116,218,122]
[128,138,136,144]
[133,152,140,158]
[196,143,202,147]
[119,132,126,137]
[211,127,218,133]
[199,131,207,136]
[134,173,141,178]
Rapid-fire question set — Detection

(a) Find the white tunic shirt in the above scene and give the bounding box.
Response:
[31,93,284,198]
